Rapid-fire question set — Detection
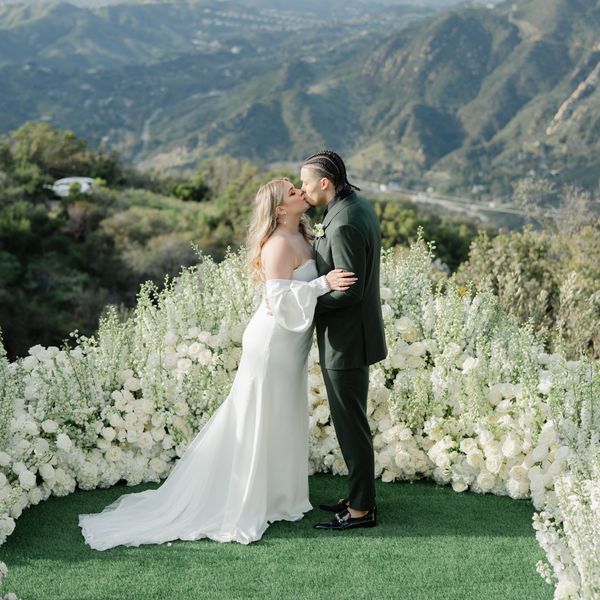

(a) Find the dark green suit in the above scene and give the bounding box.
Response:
[314,191,387,510]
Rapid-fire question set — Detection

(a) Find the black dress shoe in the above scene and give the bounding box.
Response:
[319,497,349,512]
[313,508,377,530]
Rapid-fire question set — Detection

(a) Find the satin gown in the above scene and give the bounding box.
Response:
[79,259,329,548]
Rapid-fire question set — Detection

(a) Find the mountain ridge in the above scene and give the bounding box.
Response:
[1,0,599,193]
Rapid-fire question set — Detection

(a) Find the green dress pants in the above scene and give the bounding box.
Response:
[322,366,375,511]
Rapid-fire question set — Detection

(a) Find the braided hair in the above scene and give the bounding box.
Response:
[302,150,360,196]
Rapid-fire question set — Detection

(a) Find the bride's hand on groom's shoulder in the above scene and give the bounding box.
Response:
[326,269,357,292]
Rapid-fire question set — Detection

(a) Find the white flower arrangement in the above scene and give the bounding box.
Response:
[0,231,598,599]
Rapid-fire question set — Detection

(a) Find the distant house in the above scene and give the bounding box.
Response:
[51,177,95,198]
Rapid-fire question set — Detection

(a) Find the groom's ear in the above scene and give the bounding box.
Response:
[320,177,330,191]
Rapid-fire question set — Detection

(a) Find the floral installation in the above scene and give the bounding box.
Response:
[0,231,598,600]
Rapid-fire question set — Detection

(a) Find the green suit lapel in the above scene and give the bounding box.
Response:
[322,194,356,229]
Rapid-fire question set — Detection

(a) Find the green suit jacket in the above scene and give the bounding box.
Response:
[314,192,388,369]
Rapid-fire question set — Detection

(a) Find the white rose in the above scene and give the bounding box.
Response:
[434,452,451,469]
[485,455,503,474]
[459,438,477,454]
[97,438,111,451]
[406,355,423,368]
[390,353,405,369]
[22,354,39,370]
[19,469,36,490]
[162,435,174,450]
[396,316,416,333]
[501,436,522,458]
[172,403,188,417]
[509,465,528,481]
[476,471,496,492]
[398,427,413,441]
[151,427,166,442]
[34,438,50,456]
[0,451,11,467]
[537,379,553,394]
[177,358,192,373]
[554,446,571,461]
[499,383,516,399]
[539,423,557,447]
[176,343,189,357]
[379,287,393,300]
[406,341,427,356]
[101,427,116,442]
[394,450,411,469]
[12,461,27,476]
[150,412,164,427]
[506,478,529,499]
[163,352,178,369]
[555,579,579,599]
[149,457,167,474]
[23,419,39,436]
[138,432,153,449]
[106,447,123,462]
[461,356,479,373]
[125,377,141,392]
[28,486,43,505]
[495,399,512,414]
[56,433,72,451]
[487,384,503,406]
[229,324,244,344]
[465,449,484,468]
[452,481,468,493]
[197,350,213,366]
[530,445,548,463]
[164,331,178,346]
[41,419,59,433]
[478,430,494,445]
[39,463,56,482]
[188,342,202,357]
[124,412,138,427]
[109,413,124,428]
[381,304,393,320]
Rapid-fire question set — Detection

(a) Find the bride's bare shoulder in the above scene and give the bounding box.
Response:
[261,233,294,257]
[261,234,295,277]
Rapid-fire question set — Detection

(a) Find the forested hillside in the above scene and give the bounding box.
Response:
[1,0,599,195]
[0,123,478,358]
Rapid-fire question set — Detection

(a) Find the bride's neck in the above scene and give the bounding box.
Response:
[277,215,302,233]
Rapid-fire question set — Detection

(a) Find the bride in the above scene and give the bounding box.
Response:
[79,178,356,548]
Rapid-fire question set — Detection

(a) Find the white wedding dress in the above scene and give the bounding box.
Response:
[79,259,329,549]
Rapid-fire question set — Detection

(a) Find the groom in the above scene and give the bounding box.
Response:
[300,150,387,530]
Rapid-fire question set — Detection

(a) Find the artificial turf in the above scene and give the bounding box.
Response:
[0,474,551,600]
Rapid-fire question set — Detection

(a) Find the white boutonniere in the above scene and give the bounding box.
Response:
[314,223,325,239]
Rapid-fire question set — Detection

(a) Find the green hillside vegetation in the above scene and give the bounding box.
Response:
[3,0,599,195]
[0,123,479,360]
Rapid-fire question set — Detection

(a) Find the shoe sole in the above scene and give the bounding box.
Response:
[314,520,378,530]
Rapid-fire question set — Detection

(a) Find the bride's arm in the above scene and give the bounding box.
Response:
[262,238,353,332]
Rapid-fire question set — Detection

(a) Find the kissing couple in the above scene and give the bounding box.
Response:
[79,150,388,548]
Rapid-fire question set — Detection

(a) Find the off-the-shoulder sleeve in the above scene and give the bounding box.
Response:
[265,276,330,332]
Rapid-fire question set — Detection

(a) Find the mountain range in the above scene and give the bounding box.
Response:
[0,0,598,195]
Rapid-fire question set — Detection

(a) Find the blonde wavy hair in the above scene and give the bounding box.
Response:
[246,178,314,283]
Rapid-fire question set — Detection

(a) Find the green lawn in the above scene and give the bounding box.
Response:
[1,475,551,600]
